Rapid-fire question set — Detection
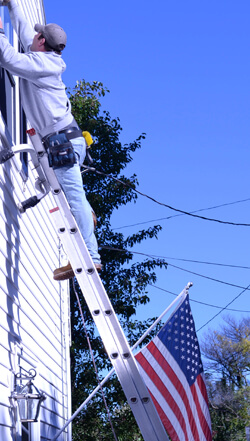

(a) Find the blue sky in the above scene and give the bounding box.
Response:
[44,0,250,341]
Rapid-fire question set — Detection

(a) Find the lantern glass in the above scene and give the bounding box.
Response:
[16,381,45,422]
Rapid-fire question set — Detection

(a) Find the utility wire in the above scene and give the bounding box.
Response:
[82,167,250,330]
[113,198,250,230]
[196,283,250,332]
[166,261,250,291]
[149,283,250,331]
[165,256,250,270]
[148,284,250,313]
[102,245,250,290]
[101,246,250,270]
[101,245,250,312]
[82,165,250,227]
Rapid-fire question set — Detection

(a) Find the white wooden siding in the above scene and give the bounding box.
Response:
[0,123,72,441]
[0,0,72,439]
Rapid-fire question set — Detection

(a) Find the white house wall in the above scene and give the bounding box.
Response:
[0,1,72,440]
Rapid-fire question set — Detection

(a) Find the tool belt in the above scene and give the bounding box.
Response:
[42,127,83,168]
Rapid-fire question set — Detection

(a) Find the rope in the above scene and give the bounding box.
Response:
[72,279,118,441]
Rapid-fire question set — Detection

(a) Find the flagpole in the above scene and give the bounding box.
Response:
[50,282,192,441]
[130,282,192,352]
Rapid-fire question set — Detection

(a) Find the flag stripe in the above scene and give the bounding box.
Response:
[148,340,202,440]
[193,375,212,439]
[190,383,209,441]
[149,337,204,439]
[150,393,180,441]
[137,340,201,441]
[135,293,212,441]
[136,351,184,441]
[136,350,188,441]
[148,339,201,436]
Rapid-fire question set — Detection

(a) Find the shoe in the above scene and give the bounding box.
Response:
[53,262,74,281]
[95,263,102,273]
[53,262,102,281]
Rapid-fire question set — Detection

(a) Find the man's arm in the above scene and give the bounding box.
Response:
[6,0,34,52]
[0,13,47,81]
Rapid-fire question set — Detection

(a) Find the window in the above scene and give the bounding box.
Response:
[0,68,16,140]
[0,5,13,44]
[20,102,28,181]
[18,41,29,179]
[0,6,15,141]
[0,6,28,180]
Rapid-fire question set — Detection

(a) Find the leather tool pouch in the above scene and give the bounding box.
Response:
[45,133,77,167]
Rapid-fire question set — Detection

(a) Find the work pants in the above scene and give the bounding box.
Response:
[53,137,101,264]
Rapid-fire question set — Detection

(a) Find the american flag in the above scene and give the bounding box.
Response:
[135,292,212,441]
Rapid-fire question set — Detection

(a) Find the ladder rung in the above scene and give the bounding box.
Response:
[26,129,169,441]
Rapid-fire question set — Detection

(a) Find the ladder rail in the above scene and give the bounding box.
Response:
[24,129,169,441]
[51,287,189,441]
[13,143,50,195]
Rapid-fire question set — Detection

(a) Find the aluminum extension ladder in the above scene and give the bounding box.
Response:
[8,128,169,441]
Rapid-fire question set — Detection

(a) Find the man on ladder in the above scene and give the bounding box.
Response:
[0,0,102,279]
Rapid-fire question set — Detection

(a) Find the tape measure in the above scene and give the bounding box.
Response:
[82,131,94,148]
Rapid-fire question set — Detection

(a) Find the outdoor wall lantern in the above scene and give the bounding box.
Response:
[11,368,46,422]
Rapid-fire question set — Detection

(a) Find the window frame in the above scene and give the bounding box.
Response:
[0,6,29,181]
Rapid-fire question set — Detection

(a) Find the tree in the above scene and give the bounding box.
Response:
[68,80,168,440]
[206,380,250,441]
[202,316,250,388]
[201,316,250,441]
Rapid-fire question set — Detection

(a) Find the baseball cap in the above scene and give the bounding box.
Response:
[34,23,67,51]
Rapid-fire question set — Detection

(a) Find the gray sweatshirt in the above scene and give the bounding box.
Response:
[0,0,74,138]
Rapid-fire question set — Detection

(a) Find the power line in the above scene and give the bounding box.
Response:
[196,284,250,332]
[148,284,250,313]
[101,246,250,270]
[156,256,250,270]
[83,168,250,330]
[101,245,250,312]
[166,261,250,291]
[102,245,250,286]
[113,198,250,230]
[83,165,250,226]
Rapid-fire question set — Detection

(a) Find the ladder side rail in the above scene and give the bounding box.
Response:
[13,143,50,194]
[27,130,169,441]
[49,198,168,441]
[51,288,189,440]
